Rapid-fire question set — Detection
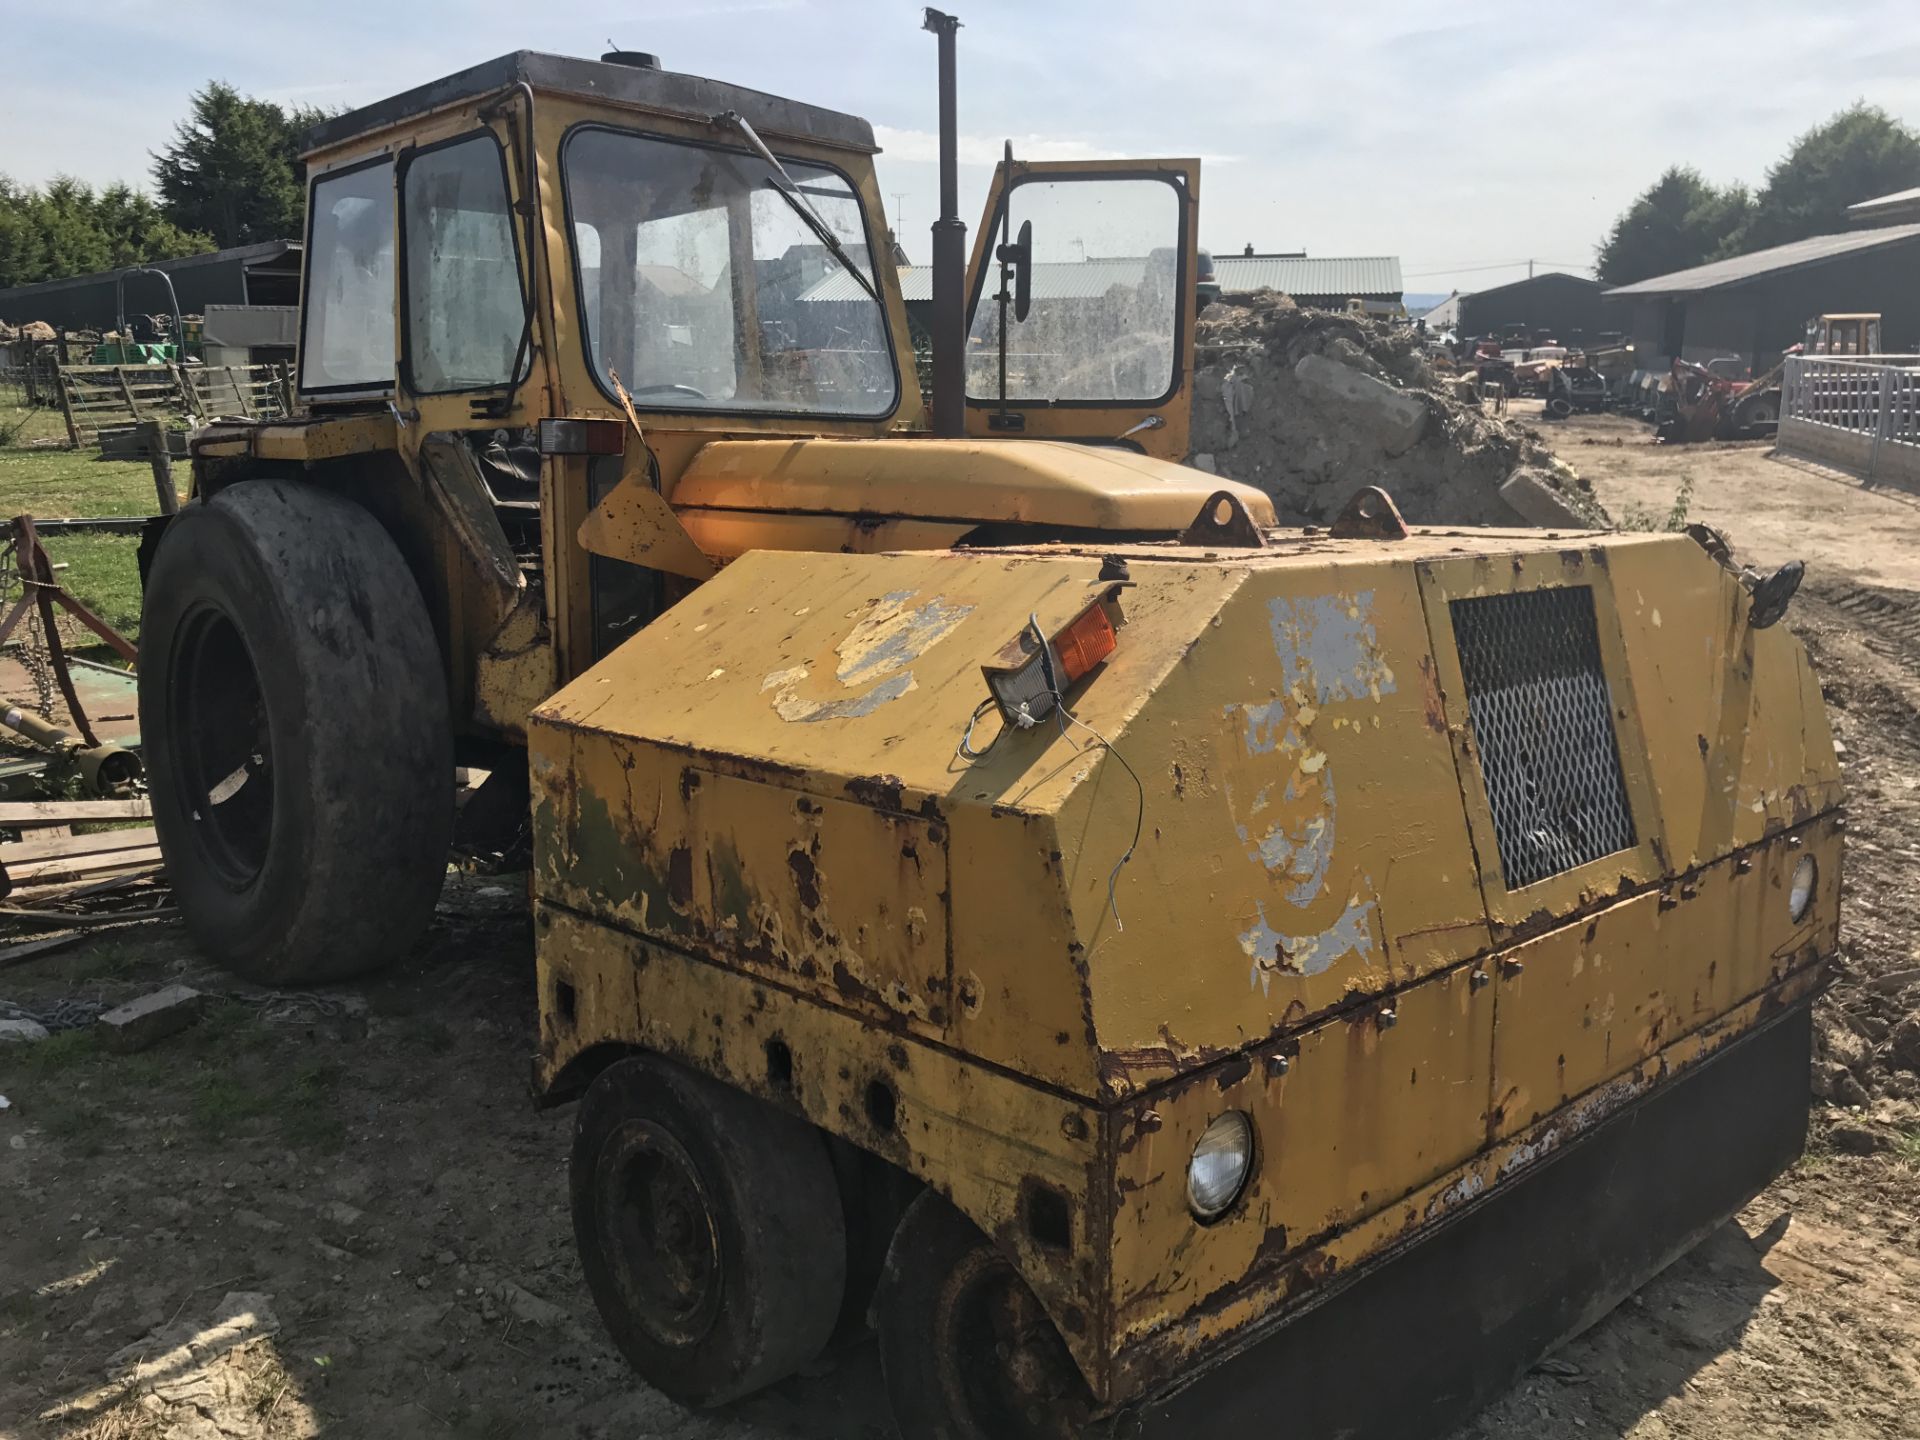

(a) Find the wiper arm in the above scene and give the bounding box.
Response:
[711,109,882,307]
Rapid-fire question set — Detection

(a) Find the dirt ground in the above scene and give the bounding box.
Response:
[3,420,1920,1440]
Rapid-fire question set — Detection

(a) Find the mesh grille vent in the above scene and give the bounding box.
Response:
[1450,586,1635,890]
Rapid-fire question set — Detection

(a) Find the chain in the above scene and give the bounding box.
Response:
[0,540,57,719]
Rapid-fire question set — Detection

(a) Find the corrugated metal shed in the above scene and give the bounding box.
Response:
[1848,186,1920,226]
[0,241,303,331]
[1605,224,1920,298]
[1212,253,1402,299]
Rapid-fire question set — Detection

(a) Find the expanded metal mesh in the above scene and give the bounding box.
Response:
[1450,586,1635,890]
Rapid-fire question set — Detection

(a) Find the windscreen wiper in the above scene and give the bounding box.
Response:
[711,109,883,306]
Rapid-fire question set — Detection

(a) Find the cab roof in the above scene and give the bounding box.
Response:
[300,50,878,159]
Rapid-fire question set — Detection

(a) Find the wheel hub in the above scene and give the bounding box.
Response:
[169,603,273,887]
[604,1120,724,1348]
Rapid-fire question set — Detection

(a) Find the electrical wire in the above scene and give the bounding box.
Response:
[954,612,1145,931]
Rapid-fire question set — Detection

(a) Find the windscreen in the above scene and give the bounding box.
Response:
[564,129,897,417]
[966,176,1182,404]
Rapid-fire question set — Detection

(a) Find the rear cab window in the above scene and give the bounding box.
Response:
[300,159,397,394]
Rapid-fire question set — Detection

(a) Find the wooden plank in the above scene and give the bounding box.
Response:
[116,365,140,419]
[0,904,177,930]
[5,845,164,886]
[0,825,157,863]
[0,800,151,826]
[4,870,161,905]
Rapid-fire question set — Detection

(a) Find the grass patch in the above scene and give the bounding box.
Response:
[1895,1130,1920,1164]
[0,400,153,649]
[36,532,144,644]
[0,402,159,519]
[0,1001,350,1155]
[7,1025,101,1078]
[192,1046,347,1153]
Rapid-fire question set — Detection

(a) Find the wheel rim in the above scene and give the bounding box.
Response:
[168,602,273,887]
[601,1120,725,1349]
[934,1248,1087,1438]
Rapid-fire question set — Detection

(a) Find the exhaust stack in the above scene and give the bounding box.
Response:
[924,8,965,437]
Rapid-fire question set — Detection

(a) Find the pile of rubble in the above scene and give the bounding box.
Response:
[1188,292,1608,529]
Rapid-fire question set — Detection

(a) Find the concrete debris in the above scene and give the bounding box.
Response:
[1292,352,1429,456]
[496,1279,571,1329]
[0,1018,51,1043]
[1189,293,1609,528]
[1501,468,1597,529]
[96,984,204,1053]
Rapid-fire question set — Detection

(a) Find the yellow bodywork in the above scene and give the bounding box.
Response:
[528,525,1841,1403]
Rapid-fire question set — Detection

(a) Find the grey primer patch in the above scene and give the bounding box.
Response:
[777,671,917,724]
[1267,592,1396,703]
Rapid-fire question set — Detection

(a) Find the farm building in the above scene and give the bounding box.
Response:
[0,241,302,335]
[1604,224,1920,375]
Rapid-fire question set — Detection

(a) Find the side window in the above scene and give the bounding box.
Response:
[965,177,1182,404]
[403,135,526,393]
[301,160,396,392]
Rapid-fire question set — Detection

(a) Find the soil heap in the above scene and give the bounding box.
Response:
[1188,292,1608,528]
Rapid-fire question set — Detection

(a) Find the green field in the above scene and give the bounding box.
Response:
[0,399,159,645]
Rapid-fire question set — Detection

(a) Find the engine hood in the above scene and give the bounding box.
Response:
[669,437,1274,533]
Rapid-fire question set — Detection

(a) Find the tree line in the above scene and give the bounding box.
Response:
[1597,104,1920,286]
[0,83,330,293]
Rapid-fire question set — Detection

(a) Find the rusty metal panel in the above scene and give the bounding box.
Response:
[1491,818,1842,1138]
[683,769,951,1027]
[1107,964,1826,1402]
[1106,964,1494,1352]
[1072,562,1493,1091]
[1602,539,1844,866]
[530,723,952,1036]
[1415,548,1668,933]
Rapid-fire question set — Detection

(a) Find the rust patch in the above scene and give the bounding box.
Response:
[666,846,694,907]
[831,960,885,1010]
[1417,654,1449,734]
[845,773,906,812]
[1214,1054,1252,1093]
[788,849,821,909]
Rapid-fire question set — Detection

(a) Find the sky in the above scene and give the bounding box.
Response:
[5,0,1920,296]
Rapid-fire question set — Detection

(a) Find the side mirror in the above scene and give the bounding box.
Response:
[998,218,1033,322]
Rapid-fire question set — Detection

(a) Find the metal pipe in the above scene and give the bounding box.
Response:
[923,8,965,437]
[115,267,185,360]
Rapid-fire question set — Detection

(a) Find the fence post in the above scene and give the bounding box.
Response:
[138,418,180,516]
[1871,366,1894,481]
[57,369,80,449]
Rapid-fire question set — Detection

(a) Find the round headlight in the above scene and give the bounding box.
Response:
[1188,1111,1254,1220]
[1788,855,1817,923]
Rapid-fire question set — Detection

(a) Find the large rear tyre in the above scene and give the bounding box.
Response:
[139,481,452,984]
[876,1192,1093,1440]
[571,1056,846,1407]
